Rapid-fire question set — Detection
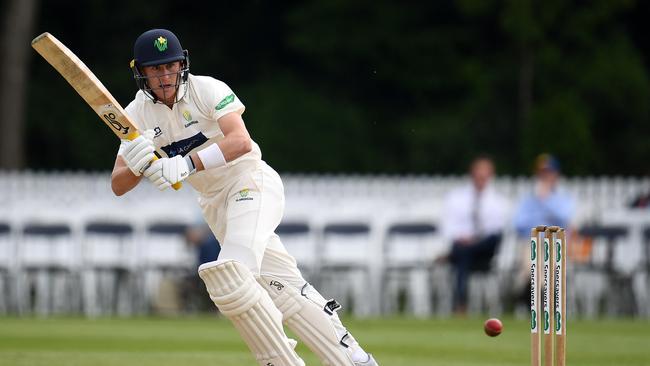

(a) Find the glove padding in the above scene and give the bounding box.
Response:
[144,155,193,191]
[119,130,156,176]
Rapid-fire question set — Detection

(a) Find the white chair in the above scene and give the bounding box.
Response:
[318,221,380,317]
[81,221,137,317]
[572,225,630,318]
[382,222,445,317]
[632,225,650,318]
[0,222,13,313]
[140,222,193,270]
[276,220,319,283]
[601,210,650,318]
[466,228,519,317]
[139,221,194,315]
[16,222,79,315]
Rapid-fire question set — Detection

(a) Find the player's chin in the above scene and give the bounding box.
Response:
[154,88,176,102]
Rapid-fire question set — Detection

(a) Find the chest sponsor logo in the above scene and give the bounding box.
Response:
[215,94,235,111]
[182,110,199,128]
[160,132,208,158]
[153,126,163,138]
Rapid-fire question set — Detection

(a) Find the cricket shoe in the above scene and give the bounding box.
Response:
[354,354,379,366]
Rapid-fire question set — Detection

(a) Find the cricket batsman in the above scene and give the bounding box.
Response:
[110,28,379,366]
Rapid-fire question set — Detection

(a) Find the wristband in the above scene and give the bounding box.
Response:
[184,155,197,175]
[197,143,227,170]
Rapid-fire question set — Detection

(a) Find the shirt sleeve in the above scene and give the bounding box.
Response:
[195,76,245,121]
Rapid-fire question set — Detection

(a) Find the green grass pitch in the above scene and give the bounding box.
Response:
[1,316,649,365]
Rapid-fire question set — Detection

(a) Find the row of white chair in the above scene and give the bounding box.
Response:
[276,207,650,318]
[2,209,650,318]
[0,214,197,316]
[1,171,650,318]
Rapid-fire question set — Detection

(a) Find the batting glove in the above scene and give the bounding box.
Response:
[118,130,156,176]
[144,155,195,191]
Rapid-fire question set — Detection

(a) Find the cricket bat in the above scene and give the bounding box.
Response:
[31,32,181,190]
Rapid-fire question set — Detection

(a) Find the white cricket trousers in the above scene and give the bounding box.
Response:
[197,161,370,366]
[198,161,304,287]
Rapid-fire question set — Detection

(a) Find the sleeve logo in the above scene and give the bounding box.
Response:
[215,94,235,111]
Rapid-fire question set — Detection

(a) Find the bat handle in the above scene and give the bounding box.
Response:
[128,132,182,191]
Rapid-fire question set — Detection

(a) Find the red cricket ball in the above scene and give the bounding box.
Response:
[484,318,503,337]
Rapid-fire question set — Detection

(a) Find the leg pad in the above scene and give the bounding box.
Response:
[199,260,304,366]
[259,274,355,366]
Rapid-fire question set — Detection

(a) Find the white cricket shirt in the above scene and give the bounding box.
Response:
[442,183,508,240]
[124,73,262,195]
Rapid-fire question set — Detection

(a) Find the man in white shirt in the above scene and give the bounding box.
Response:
[442,156,507,314]
[111,29,378,366]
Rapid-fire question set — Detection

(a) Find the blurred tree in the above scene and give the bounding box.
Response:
[507,0,650,175]
[19,0,650,176]
[0,0,38,169]
[286,0,649,175]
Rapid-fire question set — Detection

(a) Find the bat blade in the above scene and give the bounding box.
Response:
[31,32,181,190]
[31,32,137,140]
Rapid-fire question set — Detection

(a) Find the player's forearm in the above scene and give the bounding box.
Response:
[192,135,251,172]
[111,157,143,196]
[218,132,252,162]
[213,112,253,163]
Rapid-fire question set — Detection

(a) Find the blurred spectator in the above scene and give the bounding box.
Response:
[629,191,650,208]
[442,155,508,314]
[186,222,220,266]
[512,154,576,312]
[513,154,575,235]
[181,219,221,312]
